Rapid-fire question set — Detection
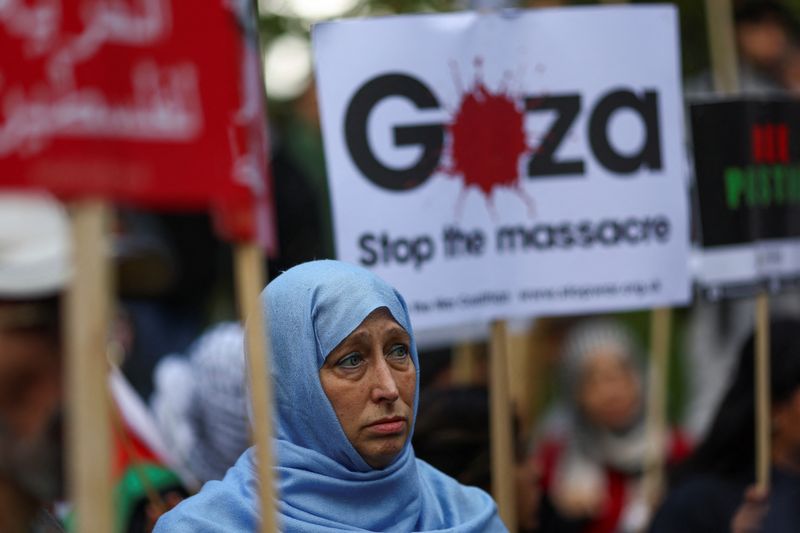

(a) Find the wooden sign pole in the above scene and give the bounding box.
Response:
[755,294,771,489]
[705,0,740,96]
[507,326,532,438]
[642,307,672,508]
[65,200,114,533]
[522,319,555,438]
[452,342,480,385]
[489,320,517,531]
[234,243,277,533]
[704,0,771,490]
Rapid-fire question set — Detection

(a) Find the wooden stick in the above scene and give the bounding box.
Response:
[642,307,672,509]
[65,200,114,533]
[507,326,533,439]
[452,342,480,385]
[521,319,551,438]
[234,243,277,533]
[489,320,517,531]
[705,0,775,492]
[704,0,740,94]
[755,293,771,490]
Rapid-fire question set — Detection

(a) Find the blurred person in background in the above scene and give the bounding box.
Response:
[680,292,800,442]
[532,319,689,533]
[413,385,541,532]
[779,43,800,92]
[0,193,188,532]
[685,0,798,95]
[649,318,800,533]
[115,210,229,400]
[734,0,798,91]
[0,193,69,532]
[150,322,251,489]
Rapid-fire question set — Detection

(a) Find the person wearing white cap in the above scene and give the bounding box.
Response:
[0,192,71,532]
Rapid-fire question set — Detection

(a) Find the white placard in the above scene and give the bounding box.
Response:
[313,5,690,332]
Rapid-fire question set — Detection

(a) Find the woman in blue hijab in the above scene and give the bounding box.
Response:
[154,260,505,532]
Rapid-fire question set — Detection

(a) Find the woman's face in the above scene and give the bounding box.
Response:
[320,307,416,469]
[577,347,640,431]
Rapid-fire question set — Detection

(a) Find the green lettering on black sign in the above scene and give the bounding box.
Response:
[724,164,800,209]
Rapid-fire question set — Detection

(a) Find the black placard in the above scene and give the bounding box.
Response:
[691,98,800,298]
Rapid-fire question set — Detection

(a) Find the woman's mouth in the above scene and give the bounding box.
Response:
[366,417,406,435]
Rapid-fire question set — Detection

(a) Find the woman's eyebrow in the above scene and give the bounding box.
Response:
[385,325,410,340]
[343,330,370,344]
[326,330,369,359]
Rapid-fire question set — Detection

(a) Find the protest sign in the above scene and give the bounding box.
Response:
[0,3,277,532]
[313,5,690,332]
[0,0,275,248]
[691,98,800,299]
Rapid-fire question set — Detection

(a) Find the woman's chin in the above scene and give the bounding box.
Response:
[361,439,406,469]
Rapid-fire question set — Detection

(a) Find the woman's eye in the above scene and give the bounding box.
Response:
[387,344,409,359]
[337,353,363,368]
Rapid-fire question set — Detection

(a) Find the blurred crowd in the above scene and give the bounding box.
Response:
[6,202,800,532]
[688,0,800,95]
[3,1,800,532]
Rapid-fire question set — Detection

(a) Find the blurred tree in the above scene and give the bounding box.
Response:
[256,0,797,93]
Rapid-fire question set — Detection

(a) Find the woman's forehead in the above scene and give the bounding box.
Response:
[331,307,408,347]
[362,306,402,325]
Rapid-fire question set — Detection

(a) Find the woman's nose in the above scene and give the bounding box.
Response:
[370,357,400,403]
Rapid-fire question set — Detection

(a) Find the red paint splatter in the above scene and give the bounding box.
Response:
[441,59,533,214]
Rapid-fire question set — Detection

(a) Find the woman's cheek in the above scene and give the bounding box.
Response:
[400,369,417,402]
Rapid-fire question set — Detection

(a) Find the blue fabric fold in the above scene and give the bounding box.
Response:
[155,260,505,532]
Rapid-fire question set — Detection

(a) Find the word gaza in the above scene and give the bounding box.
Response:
[345,73,662,191]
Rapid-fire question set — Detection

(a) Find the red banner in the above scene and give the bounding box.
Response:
[0,0,276,250]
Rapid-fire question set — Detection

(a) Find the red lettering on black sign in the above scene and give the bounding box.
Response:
[752,123,790,164]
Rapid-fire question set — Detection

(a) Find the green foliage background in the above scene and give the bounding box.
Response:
[257,1,800,82]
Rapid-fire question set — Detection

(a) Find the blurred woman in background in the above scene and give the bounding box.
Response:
[533,319,689,533]
[649,318,800,533]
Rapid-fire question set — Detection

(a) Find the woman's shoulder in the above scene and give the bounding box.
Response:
[154,451,259,532]
[415,459,490,496]
[414,459,508,532]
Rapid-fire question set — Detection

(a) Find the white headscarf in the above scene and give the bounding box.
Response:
[151,322,250,487]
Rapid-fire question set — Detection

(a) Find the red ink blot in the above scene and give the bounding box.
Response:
[442,59,533,214]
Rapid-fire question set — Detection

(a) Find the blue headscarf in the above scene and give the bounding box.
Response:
[155,260,505,532]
